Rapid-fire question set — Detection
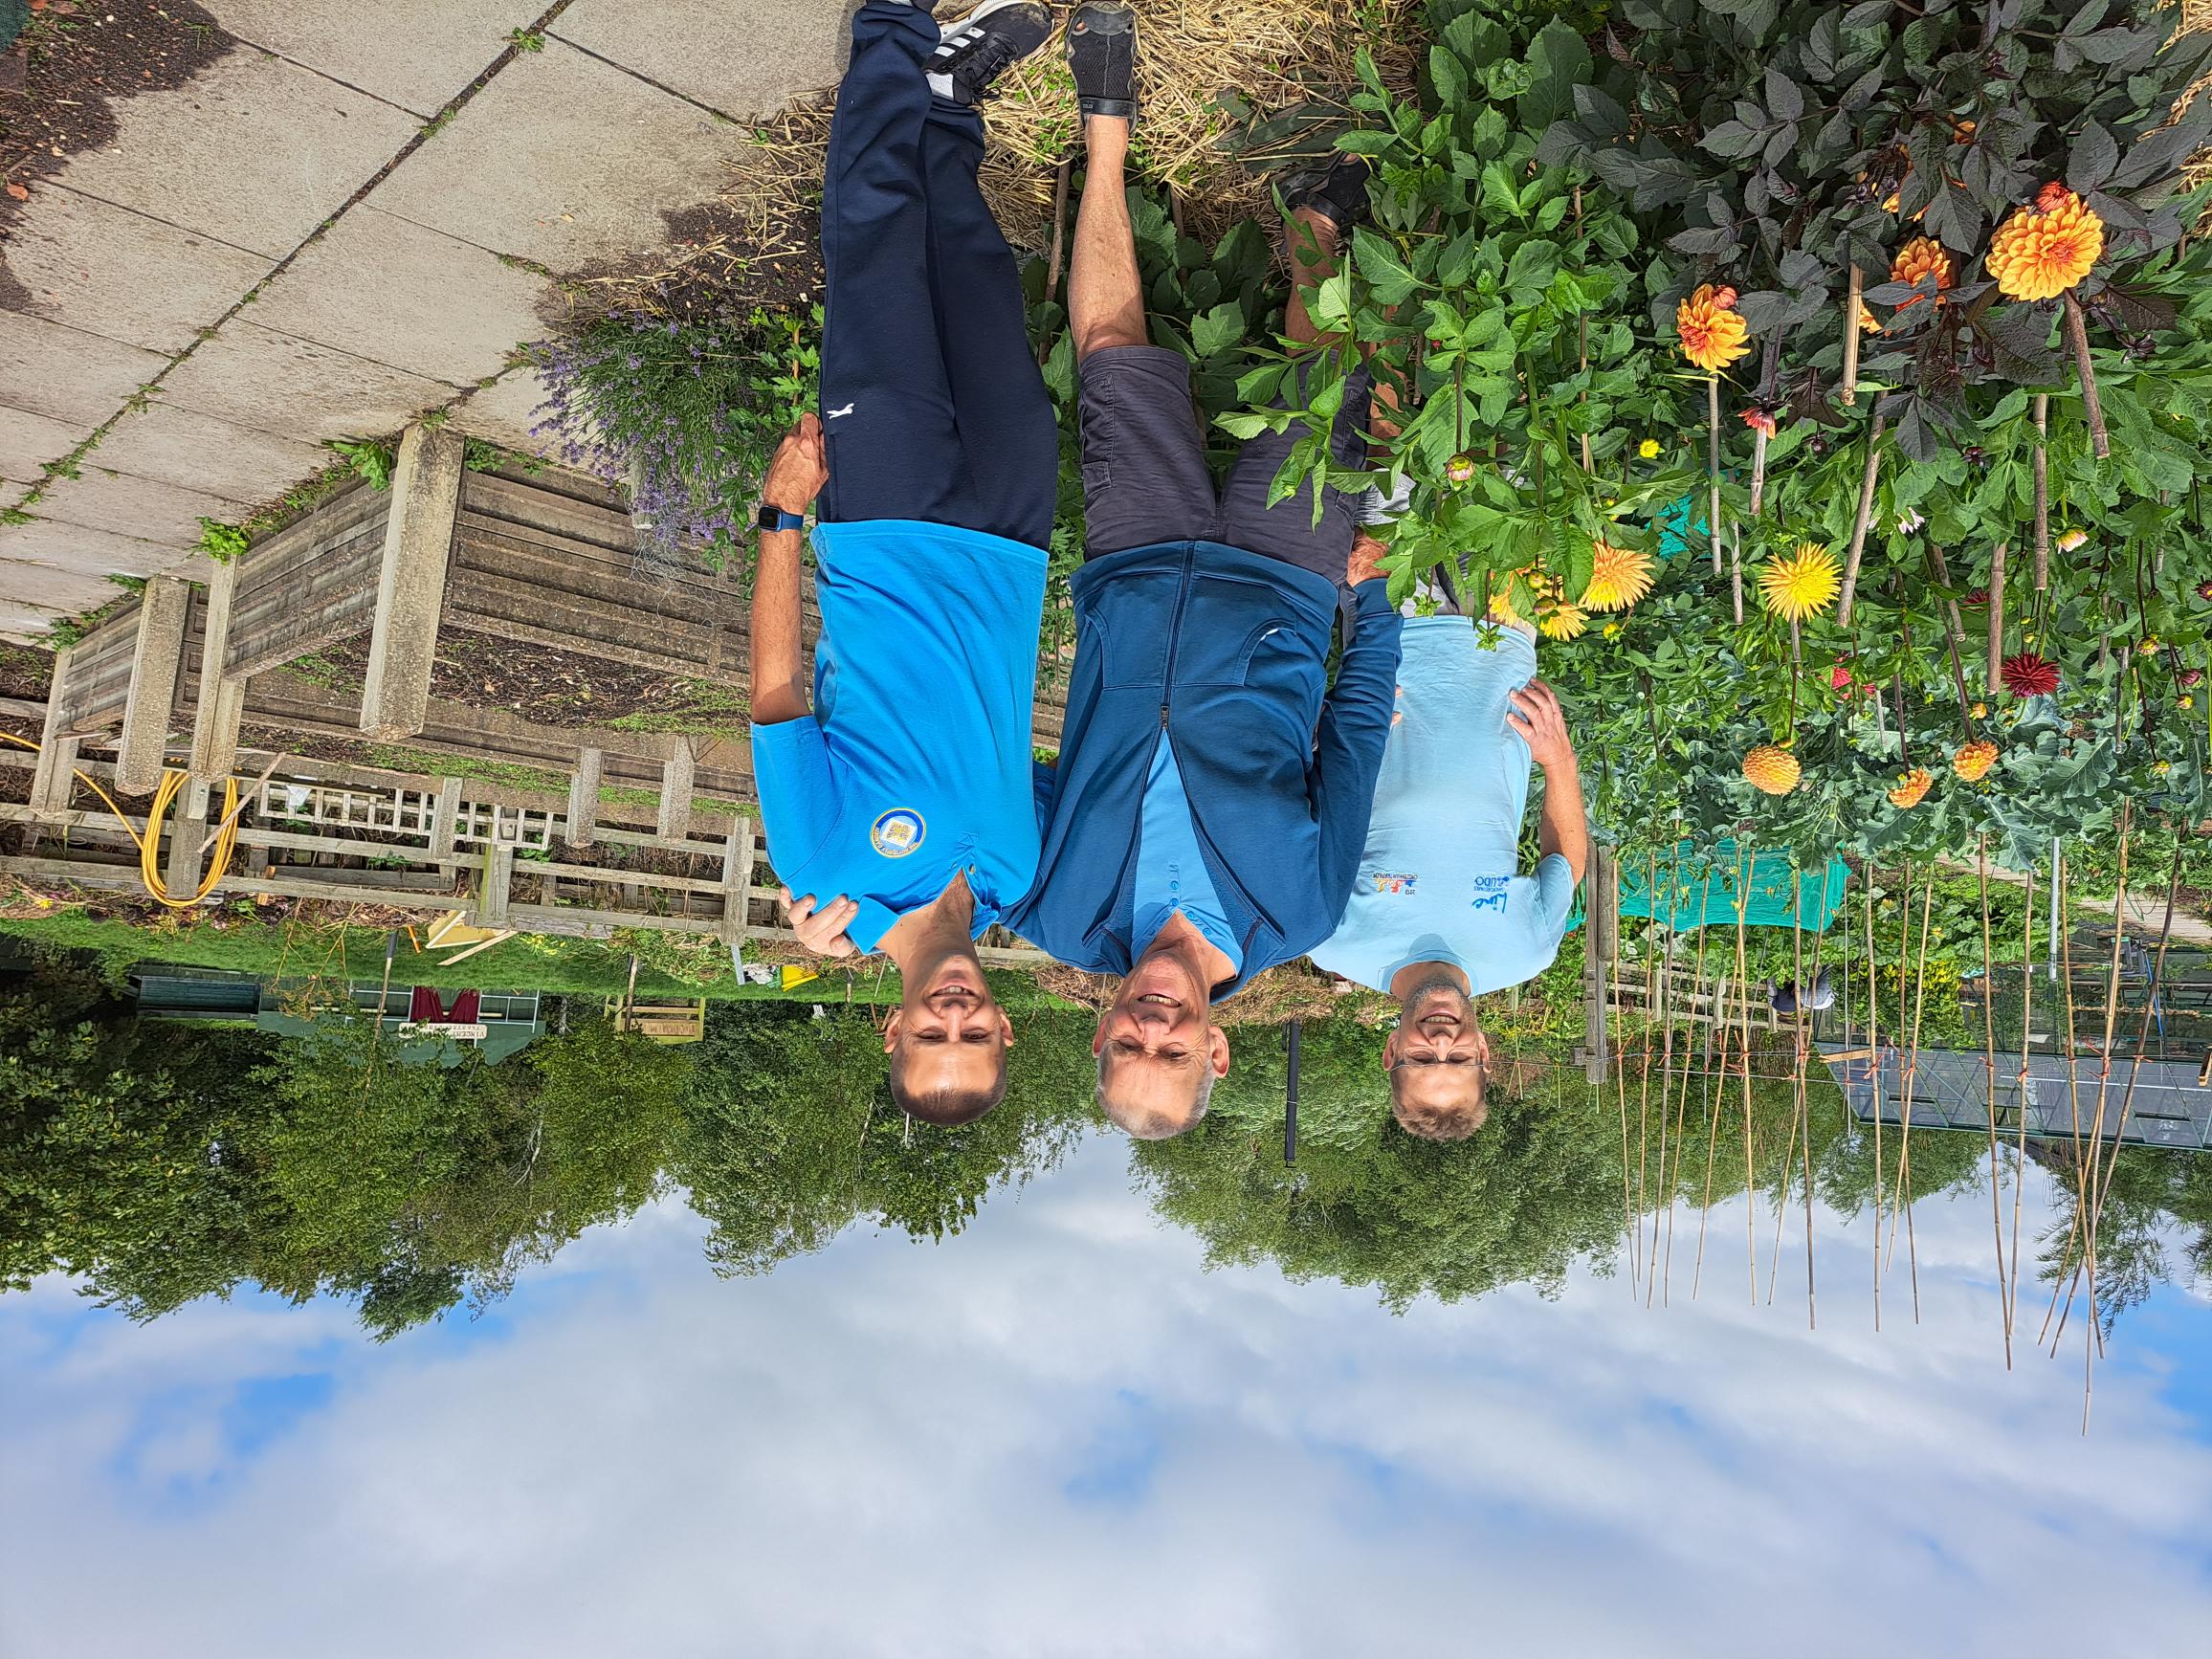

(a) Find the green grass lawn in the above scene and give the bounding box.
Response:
[0,908,1079,1008]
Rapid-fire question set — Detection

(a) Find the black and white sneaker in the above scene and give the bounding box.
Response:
[927,0,1053,106]
[1066,3,1138,121]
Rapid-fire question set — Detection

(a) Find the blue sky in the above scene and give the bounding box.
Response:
[4,1135,2210,1658]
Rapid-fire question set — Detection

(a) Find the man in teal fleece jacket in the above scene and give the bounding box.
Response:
[1006,4,1402,1141]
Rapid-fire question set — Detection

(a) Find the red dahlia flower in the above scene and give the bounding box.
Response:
[2001,653,2060,697]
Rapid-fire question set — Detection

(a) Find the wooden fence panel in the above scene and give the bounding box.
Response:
[224,480,389,678]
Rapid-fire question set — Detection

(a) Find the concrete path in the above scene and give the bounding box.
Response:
[0,0,852,642]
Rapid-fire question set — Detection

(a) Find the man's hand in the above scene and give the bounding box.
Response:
[1347,531,1387,588]
[762,414,828,515]
[1508,678,1576,770]
[782,885,858,958]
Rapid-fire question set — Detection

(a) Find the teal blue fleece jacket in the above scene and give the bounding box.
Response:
[1006,541,1403,998]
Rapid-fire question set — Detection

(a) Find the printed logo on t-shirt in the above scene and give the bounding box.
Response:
[1369,871,1419,895]
[1471,875,1511,914]
[871,808,926,858]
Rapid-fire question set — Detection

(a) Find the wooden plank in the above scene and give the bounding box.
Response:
[30,653,76,811]
[188,557,242,782]
[656,741,696,843]
[566,747,602,848]
[459,470,635,549]
[115,576,192,794]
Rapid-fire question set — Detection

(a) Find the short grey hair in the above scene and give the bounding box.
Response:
[1095,1051,1215,1139]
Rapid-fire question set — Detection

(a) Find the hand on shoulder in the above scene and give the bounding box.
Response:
[1508,678,1576,770]
[763,414,830,514]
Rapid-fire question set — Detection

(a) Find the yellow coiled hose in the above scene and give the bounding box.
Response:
[1,730,242,909]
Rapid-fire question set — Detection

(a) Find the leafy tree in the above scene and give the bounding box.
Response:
[675,1005,1095,1273]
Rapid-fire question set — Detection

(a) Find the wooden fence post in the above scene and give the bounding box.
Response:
[656,738,696,845]
[719,812,755,943]
[360,425,464,741]
[29,650,77,812]
[114,576,190,794]
[566,747,603,849]
[188,555,245,784]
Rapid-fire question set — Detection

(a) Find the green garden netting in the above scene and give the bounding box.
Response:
[1569,838,1850,935]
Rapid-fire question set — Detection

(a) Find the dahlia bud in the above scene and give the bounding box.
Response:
[1446,453,1476,486]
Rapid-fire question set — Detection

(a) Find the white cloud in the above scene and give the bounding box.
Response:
[2,1136,2208,1659]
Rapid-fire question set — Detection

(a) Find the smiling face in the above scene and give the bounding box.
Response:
[1382,976,1489,1139]
[884,949,1011,1126]
[1093,947,1230,1139]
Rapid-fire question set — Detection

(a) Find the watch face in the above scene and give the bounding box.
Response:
[756,503,783,530]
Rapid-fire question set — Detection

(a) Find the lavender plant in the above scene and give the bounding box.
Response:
[531,306,819,574]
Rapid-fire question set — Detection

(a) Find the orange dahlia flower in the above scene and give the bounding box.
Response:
[1742,744,1802,795]
[1888,767,1934,809]
[1987,187,2104,301]
[1889,237,1954,312]
[1581,541,1654,611]
[1676,283,1750,372]
[1952,741,1998,783]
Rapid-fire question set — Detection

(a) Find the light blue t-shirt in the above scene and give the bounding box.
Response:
[750,520,1047,955]
[1309,616,1576,995]
[1132,735,1243,971]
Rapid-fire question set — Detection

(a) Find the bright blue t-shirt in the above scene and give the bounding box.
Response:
[750,520,1048,955]
[1309,616,1577,995]
[1132,734,1243,972]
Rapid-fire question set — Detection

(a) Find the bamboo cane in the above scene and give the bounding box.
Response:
[1986,541,2007,697]
[2062,292,2110,459]
[1708,374,1724,575]
[1836,412,1886,626]
[1841,266,1864,406]
[2031,392,2050,591]
[1977,836,2012,1366]
[1867,875,1884,1333]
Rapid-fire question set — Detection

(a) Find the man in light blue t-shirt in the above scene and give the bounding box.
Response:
[748,0,1057,1130]
[1309,616,1587,1140]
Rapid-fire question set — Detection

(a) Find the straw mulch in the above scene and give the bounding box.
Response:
[728,0,1418,276]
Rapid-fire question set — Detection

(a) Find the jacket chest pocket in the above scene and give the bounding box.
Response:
[1209,620,1323,697]
[1081,585,1179,689]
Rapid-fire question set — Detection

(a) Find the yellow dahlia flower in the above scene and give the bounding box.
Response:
[1953,741,1998,782]
[1858,301,1883,334]
[1742,744,1802,795]
[1987,186,2104,301]
[1676,283,1750,372]
[1537,596,1589,641]
[1889,236,1954,312]
[1581,541,1654,611]
[1888,767,1934,809]
[1638,437,1662,459]
[1758,542,1842,623]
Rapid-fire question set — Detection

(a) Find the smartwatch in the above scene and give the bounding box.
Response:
[756,504,807,534]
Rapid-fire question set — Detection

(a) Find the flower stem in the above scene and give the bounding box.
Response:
[1749,427,1770,518]
[2062,293,2109,459]
[1730,520,1743,627]
[1707,373,1722,576]
[1836,410,1886,628]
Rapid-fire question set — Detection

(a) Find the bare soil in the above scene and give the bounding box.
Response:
[0,1,232,272]
[307,630,741,730]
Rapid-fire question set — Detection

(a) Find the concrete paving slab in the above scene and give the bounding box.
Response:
[159,319,453,444]
[91,403,331,504]
[445,366,560,457]
[0,558,122,619]
[199,0,538,118]
[0,519,180,581]
[0,596,73,645]
[36,468,246,547]
[247,206,546,387]
[1,408,90,485]
[0,312,168,428]
[2,185,276,355]
[55,49,420,262]
[368,38,736,270]
[552,0,851,120]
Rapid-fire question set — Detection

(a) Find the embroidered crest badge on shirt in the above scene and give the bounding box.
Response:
[1370,872,1419,895]
[871,808,926,858]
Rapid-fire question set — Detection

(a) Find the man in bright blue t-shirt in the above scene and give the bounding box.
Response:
[747,0,1056,1129]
